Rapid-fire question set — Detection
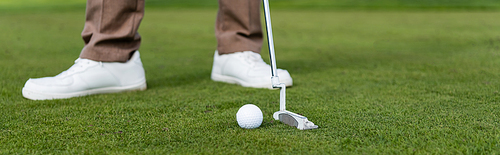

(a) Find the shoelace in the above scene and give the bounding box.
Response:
[57,58,102,77]
[241,51,269,68]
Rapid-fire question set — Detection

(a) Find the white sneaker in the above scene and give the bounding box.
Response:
[211,51,292,89]
[22,51,147,100]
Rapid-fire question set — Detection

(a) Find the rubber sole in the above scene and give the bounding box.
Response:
[22,82,147,100]
[211,73,292,89]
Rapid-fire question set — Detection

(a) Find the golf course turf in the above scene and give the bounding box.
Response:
[1,0,500,154]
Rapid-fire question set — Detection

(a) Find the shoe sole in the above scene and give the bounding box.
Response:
[211,73,292,89]
[22,82,147,100]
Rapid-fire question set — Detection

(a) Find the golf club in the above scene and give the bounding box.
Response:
[262,0,319,130]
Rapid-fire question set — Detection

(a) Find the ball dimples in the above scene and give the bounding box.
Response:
[236,104,263,129]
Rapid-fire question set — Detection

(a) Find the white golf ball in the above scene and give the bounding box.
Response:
[236,104,263,129]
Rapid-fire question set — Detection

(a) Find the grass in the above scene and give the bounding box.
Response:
[1,1,500,154]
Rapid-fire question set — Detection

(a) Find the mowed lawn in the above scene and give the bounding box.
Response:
[1,6,500,154]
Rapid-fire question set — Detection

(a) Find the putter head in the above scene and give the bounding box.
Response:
[273,110,318,130]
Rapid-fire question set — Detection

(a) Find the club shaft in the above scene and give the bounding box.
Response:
[262,0,278,77]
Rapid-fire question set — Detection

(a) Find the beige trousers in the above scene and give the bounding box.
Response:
[79,0,263,62]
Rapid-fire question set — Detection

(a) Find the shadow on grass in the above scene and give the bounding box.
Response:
[145,69,212,89]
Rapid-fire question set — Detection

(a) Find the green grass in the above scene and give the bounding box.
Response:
[2,2,500,154]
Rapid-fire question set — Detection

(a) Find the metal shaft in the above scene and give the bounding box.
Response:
[263,0,285,111]
[262,0,278,78]
[264,0,318,130]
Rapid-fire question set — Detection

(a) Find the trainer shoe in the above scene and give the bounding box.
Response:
[211,51,292,89]
[22,51,147,100]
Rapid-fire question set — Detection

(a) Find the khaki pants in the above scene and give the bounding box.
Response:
[79,0,263,62]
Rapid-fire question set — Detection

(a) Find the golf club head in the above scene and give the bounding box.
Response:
[273,110,318,130]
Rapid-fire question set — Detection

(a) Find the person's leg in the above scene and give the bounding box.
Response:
[215,0,263,54]
[211,0,292,89]
[22,0,146,100]
[80,0,144,62]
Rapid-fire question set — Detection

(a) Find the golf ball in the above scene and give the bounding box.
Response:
[236,104,263,129]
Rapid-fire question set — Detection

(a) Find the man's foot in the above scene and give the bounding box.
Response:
[22,51,147,100]
[211,51,293,89]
